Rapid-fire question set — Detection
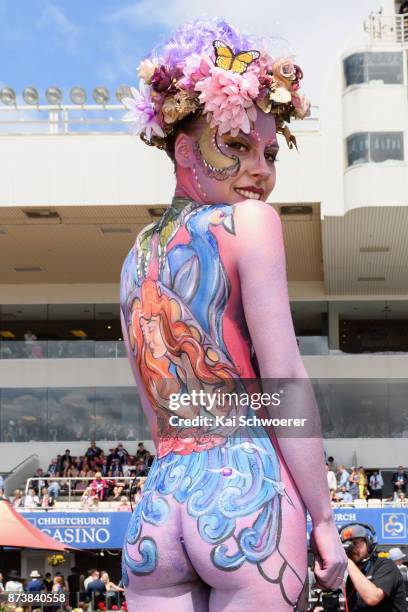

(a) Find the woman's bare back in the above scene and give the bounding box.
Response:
[120,198,308,611]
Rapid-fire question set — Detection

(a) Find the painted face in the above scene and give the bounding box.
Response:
[140,316,167,359]
[176,111,279,205]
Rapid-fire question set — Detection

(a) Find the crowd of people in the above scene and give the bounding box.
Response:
[325,456,408,504]
[2,442,153,511]
[0,567,127,610]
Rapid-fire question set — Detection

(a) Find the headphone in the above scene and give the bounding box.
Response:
[338,522,378,555]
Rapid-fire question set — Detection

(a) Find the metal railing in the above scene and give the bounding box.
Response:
[0,339,126,359]
[24,475,140,507]
[364,12,408,43]
[0,103,321,136]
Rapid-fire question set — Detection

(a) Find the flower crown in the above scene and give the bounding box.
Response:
[123,39,310,150]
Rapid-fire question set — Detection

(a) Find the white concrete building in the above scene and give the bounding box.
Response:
[1,0,408,477]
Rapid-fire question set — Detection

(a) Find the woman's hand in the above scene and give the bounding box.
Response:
[310,520,347,590]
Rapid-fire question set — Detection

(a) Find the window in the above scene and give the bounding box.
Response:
[0,387,147,442]
[344,52,403,86]
[346,132,404,167]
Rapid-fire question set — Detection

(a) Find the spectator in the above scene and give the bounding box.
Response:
[115,443,129,465]
[90,472,108,501]
[0,487,9,501]
[337,465,350,490]
[135,460,147,478]
[389,548,408,596]
[58,449,72,473]
[136,442,147,460]
[12,489,23,508]
[81,486,98,510]
[369,470,384,500]
[117,496,132,511]
[40,487,52,508]
[134,485,143,504]
[349,467,359,500]
[48,480,61,502]
[101,571,124,608]
[34,468,46,494]
[85,441,103,461]
[335,485,353,504]
[111,459,124,478]
[5,570,23,592]
[44,572,53,592]
[27,570,46,593]
[0,474,4,489]
[47,458,59,477]
[106,448,117,470]
[86,570,106,606]
[326,463,337,500]
[144,450,154,468]
[392,466,408,497]
[84,569,98,591]
[67,566,81,608]
[24,487,40,509]
[358,466,368,499]
[50,576,65,612]
[327,455,336,471]
[0,572,4,592]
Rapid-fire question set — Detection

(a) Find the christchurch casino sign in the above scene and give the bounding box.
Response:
[20,508,408,549]
[22,512,131,549]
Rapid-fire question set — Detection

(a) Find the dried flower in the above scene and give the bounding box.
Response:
[291,92,311,119]
[138,59,157,84]
[151,65,183,94]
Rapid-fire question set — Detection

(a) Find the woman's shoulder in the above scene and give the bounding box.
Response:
[233,198,281,223]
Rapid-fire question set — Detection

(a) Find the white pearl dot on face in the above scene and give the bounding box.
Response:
[192,165,208,199]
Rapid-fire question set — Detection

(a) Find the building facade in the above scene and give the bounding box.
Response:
[1,0,408,471]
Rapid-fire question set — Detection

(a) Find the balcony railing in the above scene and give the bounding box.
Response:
[0,339,127,359]
[364,12,408,43]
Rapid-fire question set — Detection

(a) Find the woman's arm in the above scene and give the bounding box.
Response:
[235,200,346,588]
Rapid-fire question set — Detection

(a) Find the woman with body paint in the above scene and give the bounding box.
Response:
[120,18,346,612]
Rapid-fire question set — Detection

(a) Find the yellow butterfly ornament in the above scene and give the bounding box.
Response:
[213,40,260,75]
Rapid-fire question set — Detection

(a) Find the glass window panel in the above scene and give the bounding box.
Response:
[315,380,391,438]
[344,53,365,86]
[346,133,369,166]
[344,52,403,87]
[47,388,95,441]
[1,388,47,442]
[366,52,403,84]
[370,132,404,162]
[95,387,147,441]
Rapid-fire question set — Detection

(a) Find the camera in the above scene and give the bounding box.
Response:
[321,590,341,611]
[342,539,355,555]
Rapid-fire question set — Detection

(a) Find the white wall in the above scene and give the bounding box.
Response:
[0,358,133,388]
[0,129,324,209]
[324,438,408,468]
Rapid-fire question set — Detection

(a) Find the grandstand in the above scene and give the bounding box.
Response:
[0,0,408,604]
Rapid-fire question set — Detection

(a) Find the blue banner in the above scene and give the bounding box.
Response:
[21,508,408,549]
[307,508,408,545]
[22,512,131,549]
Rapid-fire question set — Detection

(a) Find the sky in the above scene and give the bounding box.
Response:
[0,0,385,107]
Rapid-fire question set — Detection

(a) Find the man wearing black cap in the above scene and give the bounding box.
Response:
[340,523,407,610]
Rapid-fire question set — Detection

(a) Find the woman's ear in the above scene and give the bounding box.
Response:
[174,133,193,168]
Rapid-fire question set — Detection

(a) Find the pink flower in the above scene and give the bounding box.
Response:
[122,84,164,140]
[181,53,212,89]
[195,67,259,136]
